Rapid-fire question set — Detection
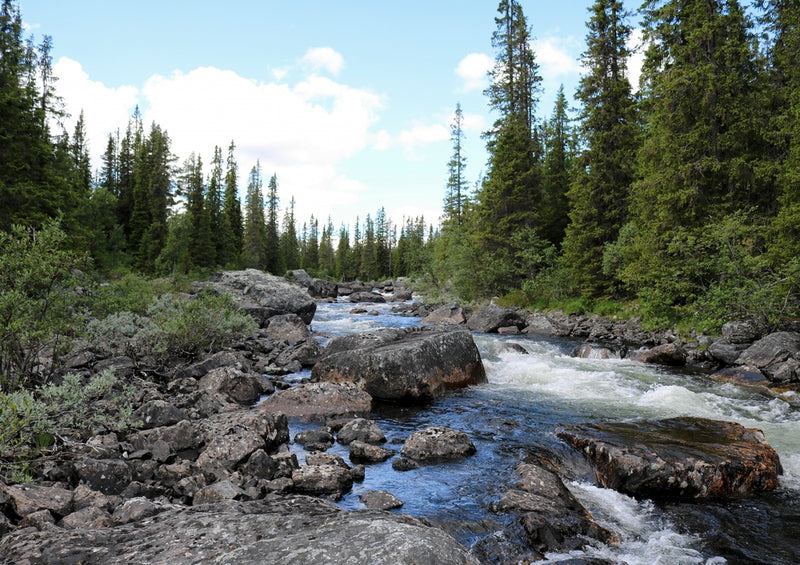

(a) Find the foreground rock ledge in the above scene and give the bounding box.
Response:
[0,495,481,565]
[557,416,783,500]
[311,326,486,402]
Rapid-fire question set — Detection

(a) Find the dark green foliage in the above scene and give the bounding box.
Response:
[443,103,468,227]
[241,162,268,269]
[265,173,282,274]
[539,85,574,248]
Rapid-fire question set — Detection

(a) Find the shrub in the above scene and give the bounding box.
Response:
[0,221,88,390]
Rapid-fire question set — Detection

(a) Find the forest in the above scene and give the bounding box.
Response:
[2,0,799,339]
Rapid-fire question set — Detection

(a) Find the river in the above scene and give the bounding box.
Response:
[287,298,800,564]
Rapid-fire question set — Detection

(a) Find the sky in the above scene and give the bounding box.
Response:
[20,0,644,231]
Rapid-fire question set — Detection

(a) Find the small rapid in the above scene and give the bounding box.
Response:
[294,299,800,564]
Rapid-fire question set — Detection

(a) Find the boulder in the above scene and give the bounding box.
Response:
[203,269,316,325]
[0,484,74,518]
[291,464,354,499]
[258,381,373,421]
[173,350,247,380]
[198,366,272,406]
[421,302,466,325]
[312,326,486,403]
[348,291,386,303]
[389,289,413,302]
[308,278,338,299]
[490,462,613,557]
[557,417,782,500]
[349,440,396,463]
[722,320,760,344]
[264,313,311,344]
[0,496,481,565]
[59,506,112,530]
[360,490,404,510]
[572,343,618,359]
[73,458,133,495]
[132,399,186,429]
[336,418,386,445]
[400,426,476,462]
[736,331,800,384]
[466,304,528,333]
[628,342,687,366]
[708,340,749,365]
[294,429,334,450]
[193,480,246,505]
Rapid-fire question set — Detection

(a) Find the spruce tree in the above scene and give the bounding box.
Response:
[562,0,638,298]
[206,145,225,265]
[241,162,268,269]
[183,153,213,269]
[540,85,574,248]
[443,103,468,227]
[265,173,282,274]
[280,197,300,271]
[223,141,243,264]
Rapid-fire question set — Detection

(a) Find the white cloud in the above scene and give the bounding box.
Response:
[461,112,486,133]
[532,37,582,78]
[53,57,138,164]
[53,57,385,223]
[397,122,449,160]
[627,28,646,92]
[455,53,493,92]
[302,47,345,76]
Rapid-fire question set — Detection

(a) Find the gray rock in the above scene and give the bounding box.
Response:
[0,496,481,564]
[193,480,246,505]
[722,321,760,344]
[349,290,386,303]
[337,418,386,445]
[466,304,527,333]
[294,429,334,448]
[421,302,466,325]
[312,326,486,403]
[264,313,311,344]
[629,342,687,366]
[308,278,339,299]
[73,458,133,495]
[360,490,404,510]
[286,269,312,286]
[737,331,800,383]
[258,381,373,421]
[400,426,476,462]
[349,440,396,463]
[198,366,271,406]
[708,340,749,365]
[173,350,247,380]
[203,269,316,325]
[132,399,186,429]
[59,506,112,530]
[0,484,74,517]
[292,464,353,499]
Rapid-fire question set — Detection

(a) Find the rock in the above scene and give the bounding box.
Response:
[491,462,613,556]
[712,366,770,386]
[193,480,246,505]
[71,484,121,513]
[466,304,528,333]
[286,269,312,286]
[308,278,338,299]
[498,325,519,335]
[305,452,351,469]
[0,496,481,565]
[239,449,279,480]
[59,506,112,530]
[557,417,782,500]
[18,508,56,530]
[312,326,486,403]
[348,291,386,303]
[132,399,186,429]
[389,289,413,302]
[392,457,422,472]
[173,350,247,380]
[421,302,466,325]
[294,429,334,449]
[198,366,271,406]
[264,313,311,344]
[129,419,197,455]
[572,343,618,359]
[337,418,386,445]
[400,426,476,462]
[722,321,760,344]
[258,381,373,421]
[708,340,749,365]
[73,458,133,495]
[292,464,354,499]
[349,440,396,463]
[360,490,404,510]
[629,342,687,366]
[1,484,74,517]
[274,338,324,368]
[522,314,560,335]
[736,331,800,383]
[203,269,316,325]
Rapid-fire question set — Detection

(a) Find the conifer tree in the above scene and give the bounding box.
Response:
[206,145,225,265]
[335,224,351,280]
[540,85,574,248]
[318,217,335,277]
[223,141,243,264]
[562,0,638,298]
[265,173,282,274]
[183,153,213,269]
[443,103,468,227]
[280,197,300,271]
[241,162,268,269]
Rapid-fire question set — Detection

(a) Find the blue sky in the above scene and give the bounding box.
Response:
[21,1,642,229]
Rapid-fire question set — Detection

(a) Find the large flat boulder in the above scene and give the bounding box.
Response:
[257,381,373,421]
[466,304,527,333]
[311,326,486,403]
[0,496,481,565]
[557,417,782,500]
[202,269,316,325]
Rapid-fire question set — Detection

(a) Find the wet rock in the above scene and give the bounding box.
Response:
[274,338,324,368]
[349,440,396,463]
[348,291,386,303]
[312,326,486,403]
[421,302,466,326]
[0,496,481,565]
[491,462,613,556]
[523,314,560,335]
[305,452,351,469]
[360,490,404,510]
[202,269,316,325]
[389,289,413,302]
[392,457,422,472]
[294,429,334,450]
[308,278,338,299]
[712,366,770,386]
[557,417,782,500]
[466,304,528,333]
[736,331,800,384]
[198,366,271,406]
[708,340,749,365]
[400,426,476,462]
[629,342,687,366]
[572,343,618,359]
[258,381,373,421]
[264,313,311,344]
[337,418,386,445]
[292,464,353,499]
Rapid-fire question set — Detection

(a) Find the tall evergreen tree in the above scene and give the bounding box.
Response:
[280,197,300,271]
[443,103,468,227]
[473,0,543,293]
[318,217,335,277]
[265,173,282,273]
[335,224,351,280]
[206,145,225,265]
[540,85,574,248]
[241,161,268,269]
[183,153,213,269]
[223,141,243,265]
[562,0,638,298]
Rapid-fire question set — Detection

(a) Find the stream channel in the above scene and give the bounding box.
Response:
[280,297,800,564]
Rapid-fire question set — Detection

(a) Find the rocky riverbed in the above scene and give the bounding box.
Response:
[1,269,796,564]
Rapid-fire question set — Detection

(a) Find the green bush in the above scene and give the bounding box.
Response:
[0,221,88,390]
[90,272,159,318]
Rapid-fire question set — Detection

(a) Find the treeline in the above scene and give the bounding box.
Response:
[428,0,800,332]
[0,0,432,282]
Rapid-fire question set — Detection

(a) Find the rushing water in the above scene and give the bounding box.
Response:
[287,298,800,564]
